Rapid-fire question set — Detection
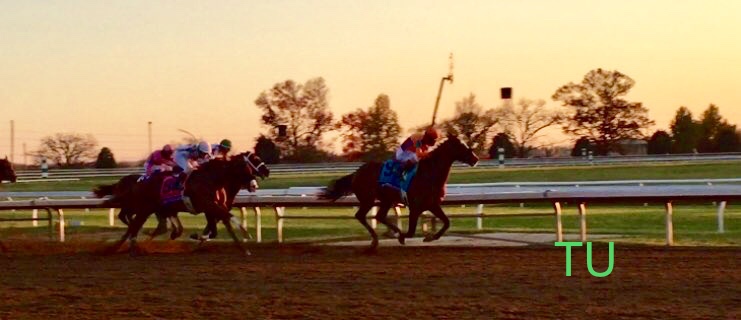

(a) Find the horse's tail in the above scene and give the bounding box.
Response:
[92,174,140,204]
[318,173,355,201]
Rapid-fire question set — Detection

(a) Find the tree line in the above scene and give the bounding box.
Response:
[30,68,741,167]
[254,68,741,163]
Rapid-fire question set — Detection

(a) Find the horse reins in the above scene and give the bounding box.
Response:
[242,152,266,175]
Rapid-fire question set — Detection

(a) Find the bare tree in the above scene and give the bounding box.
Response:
[37,133,98,167]
[500,98,564,158]
[440,93,498,154]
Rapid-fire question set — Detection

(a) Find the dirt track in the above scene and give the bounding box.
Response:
[0,241,739,319]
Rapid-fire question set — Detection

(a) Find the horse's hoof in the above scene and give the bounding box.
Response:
[170,229,183,240]
[189,233,209,241]
[423,235,435,242]
[397,235,405,245]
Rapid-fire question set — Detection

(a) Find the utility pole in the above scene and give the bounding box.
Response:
[431,53,454,126]
[22,143,27,167]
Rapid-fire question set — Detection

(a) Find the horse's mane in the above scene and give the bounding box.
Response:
[197,158,229,172]
[419,136,461,164]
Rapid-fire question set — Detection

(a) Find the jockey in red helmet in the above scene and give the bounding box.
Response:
[395,127,439,168]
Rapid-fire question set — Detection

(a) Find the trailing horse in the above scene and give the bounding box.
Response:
[0,157,16,252]
[318,135,478,250]
[0,157,17,183]
[105,152,269,255]
[93,173,142,226]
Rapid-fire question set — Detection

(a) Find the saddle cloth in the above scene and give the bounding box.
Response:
[160,175,183,205]
[378,160,417,192]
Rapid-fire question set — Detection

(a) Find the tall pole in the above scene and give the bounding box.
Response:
[147,121,153,154]
[22,143,27,168]
[10,120,14,164]
[431,53,454,126]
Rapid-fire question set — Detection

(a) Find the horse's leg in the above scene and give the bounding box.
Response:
[126,210,155,256]
[354,204,377,250]
[117,207,130,225]
[147,211,169,238]
[169,213,184,240]
[107,210,146,254]
[190,212,218,241]
[425,205,450,242]
[375,203,404,245]
[205,212,218,239]
[218,211,250,256]
[404,208,423,239]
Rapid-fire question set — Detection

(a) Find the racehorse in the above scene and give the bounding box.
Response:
[104,152,269,255]
[318,135,479,250]
[93,173,142,226]
[0,157,16,252]
[94,151,268,240]
[0,157,17,183]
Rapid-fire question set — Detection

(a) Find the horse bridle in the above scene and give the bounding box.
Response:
[242,152,266,176]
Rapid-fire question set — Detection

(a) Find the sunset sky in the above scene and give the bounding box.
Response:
[2,0,741,162]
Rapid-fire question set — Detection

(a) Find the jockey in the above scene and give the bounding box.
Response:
[389,127,438,204]
[211,139,232,160]
[173,140,212,176]
[395,127,439,169]
[143,144,176,178]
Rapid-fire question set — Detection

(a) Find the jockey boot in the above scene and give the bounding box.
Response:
[400,189,408,206]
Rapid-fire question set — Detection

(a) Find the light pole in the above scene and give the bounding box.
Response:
[431,53,454,126]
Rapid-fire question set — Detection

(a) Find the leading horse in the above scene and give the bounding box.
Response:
[0,157,17,183]
[105,152,269,255]
[319,135,479,250]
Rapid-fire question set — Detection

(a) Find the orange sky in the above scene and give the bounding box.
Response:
[2,1,741,162]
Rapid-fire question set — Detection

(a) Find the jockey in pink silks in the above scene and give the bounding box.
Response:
[142,144,176,179]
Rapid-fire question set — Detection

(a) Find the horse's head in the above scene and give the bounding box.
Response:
[0,156,17,183]
[440,134,479,167]
[234,152,270,192]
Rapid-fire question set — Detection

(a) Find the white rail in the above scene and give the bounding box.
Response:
[1,183,739,246]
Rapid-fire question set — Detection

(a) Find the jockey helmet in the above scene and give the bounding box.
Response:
[219,139,232,150]
[161,144,173,157]
[423,127,439,144]
[197,141,210,155]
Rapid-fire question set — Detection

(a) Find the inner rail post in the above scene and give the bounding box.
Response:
[553,201,563,242]
[665,201,674,246]
[253,207,262,243]
[578,202,587,242]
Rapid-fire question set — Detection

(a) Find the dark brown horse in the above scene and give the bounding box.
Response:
[95,151,268,239]
[93,173,141,226]
[105,152,269,255]
[0,157,17,183]
[319,135,479,249]
[0,157,16,252]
